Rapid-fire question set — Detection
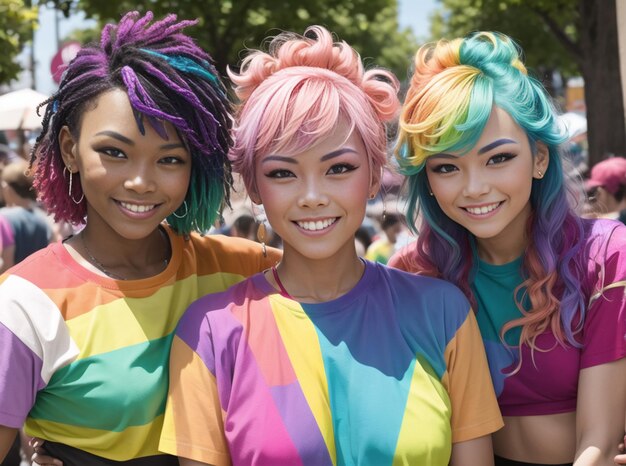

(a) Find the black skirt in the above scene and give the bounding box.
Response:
[41,441,178,466]
[494,455,573,466]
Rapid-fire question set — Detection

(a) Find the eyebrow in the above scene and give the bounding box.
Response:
[95,131,185,150]
[477,138,517,155]
[262,148,358,164]
[95,131,134,145]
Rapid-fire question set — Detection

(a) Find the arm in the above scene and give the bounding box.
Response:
[0,216,14,273]
[450,435,494,466]
[0,244,15,273]
[615,435,626,465]
[0,425,17,462]
[574,358,626,465]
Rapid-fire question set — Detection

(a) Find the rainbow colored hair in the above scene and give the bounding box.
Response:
[31,11,232,234]
[396,32,586,352]
[228,25,400,196]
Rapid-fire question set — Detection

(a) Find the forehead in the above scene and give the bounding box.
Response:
[263,117,363,160]
[475,107,526,148]
[78,88,182,142]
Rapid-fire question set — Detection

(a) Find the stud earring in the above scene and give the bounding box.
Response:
[429,191,434,196]
[536,169,544,179]
[65,166,84,204]
[257,221,267,258]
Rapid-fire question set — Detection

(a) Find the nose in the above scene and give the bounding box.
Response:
[462,170,490,198]
[297,176,329,208]
[123,163,157,194]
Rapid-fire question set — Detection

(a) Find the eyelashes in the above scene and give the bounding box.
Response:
[429,152,518,174]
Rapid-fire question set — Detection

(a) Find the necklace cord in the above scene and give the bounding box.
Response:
[80,228,170,280]
[271,266,293,299]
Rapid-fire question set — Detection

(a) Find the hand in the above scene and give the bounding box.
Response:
[29,437,63,466]
[615,435,626,465]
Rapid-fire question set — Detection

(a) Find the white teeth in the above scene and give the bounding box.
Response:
[465,203,500,215]
[297,218,337,231]
[120,202,156,213]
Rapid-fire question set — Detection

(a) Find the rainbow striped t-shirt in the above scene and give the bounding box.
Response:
[160,261,503,466]
[0,227,278,462]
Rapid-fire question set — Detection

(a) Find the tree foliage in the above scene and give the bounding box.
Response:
[429,0,625,167]
[429,0,579,81]
[0,0,38,85]
[55,0,417,82]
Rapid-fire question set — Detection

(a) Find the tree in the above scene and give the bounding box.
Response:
[0,0,38,85]
[53,0,417,84]
[430,0,625,168]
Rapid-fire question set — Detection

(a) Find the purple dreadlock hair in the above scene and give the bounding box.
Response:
[31,11,232,234]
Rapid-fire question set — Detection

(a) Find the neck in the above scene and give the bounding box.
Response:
[475,202,531,265]
[78,225,171,280]
[270,244,364,303]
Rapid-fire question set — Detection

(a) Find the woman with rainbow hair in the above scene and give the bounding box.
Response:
[390,31,626,465]
[0,11,279,465]
[159,25,503,466]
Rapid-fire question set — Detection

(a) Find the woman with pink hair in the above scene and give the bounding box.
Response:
[159,26,503,466]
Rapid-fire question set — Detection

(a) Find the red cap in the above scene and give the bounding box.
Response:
[585,157,626,194]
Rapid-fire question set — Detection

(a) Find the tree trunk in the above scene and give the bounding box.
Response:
[578,0,626,168]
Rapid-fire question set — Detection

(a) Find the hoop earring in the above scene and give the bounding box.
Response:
[172,200,188,218]
[65,166,84,204]
[256,221,267,258]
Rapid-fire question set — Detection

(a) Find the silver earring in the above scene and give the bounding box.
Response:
[65,166,84,204]
[172,200,188,218]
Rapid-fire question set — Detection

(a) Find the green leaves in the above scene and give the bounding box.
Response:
[0,0,37,84]
[58,0,417,82]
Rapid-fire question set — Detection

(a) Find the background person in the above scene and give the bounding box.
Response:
[583,156,626,224]
[0,159,52,273]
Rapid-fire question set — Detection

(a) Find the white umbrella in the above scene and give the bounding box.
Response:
[0,88,49,131]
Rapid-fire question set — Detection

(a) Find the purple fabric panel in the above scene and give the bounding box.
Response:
[175,275,267,374]
[270,383,334,466]
[0,322,45,427]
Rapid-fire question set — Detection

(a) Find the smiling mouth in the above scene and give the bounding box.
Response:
[463,202,502,215]
[296,217,338,231]
[118,201,158,213]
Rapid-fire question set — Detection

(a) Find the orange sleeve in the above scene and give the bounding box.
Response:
[442,310,504,443]
[159,336,232,465]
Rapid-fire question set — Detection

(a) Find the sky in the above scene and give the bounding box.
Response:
[17,0,438,95]
[399,0,438,40]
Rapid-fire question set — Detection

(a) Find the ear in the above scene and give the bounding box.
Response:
[533,142,549,179]
[369,170,382,200]
[248,184,262,205]
[59,126,78,171]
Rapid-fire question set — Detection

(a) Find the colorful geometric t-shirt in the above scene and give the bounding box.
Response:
[390,218,626,418]
[0,227,279,462]
[160,261,503,466]
[472,218,626,416]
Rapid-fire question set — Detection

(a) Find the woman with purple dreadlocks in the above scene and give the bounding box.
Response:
[0,11,278,465]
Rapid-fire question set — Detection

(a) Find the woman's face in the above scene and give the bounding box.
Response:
[59,88,192,241]
[252,119,378,263]
[424,106,548,258]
